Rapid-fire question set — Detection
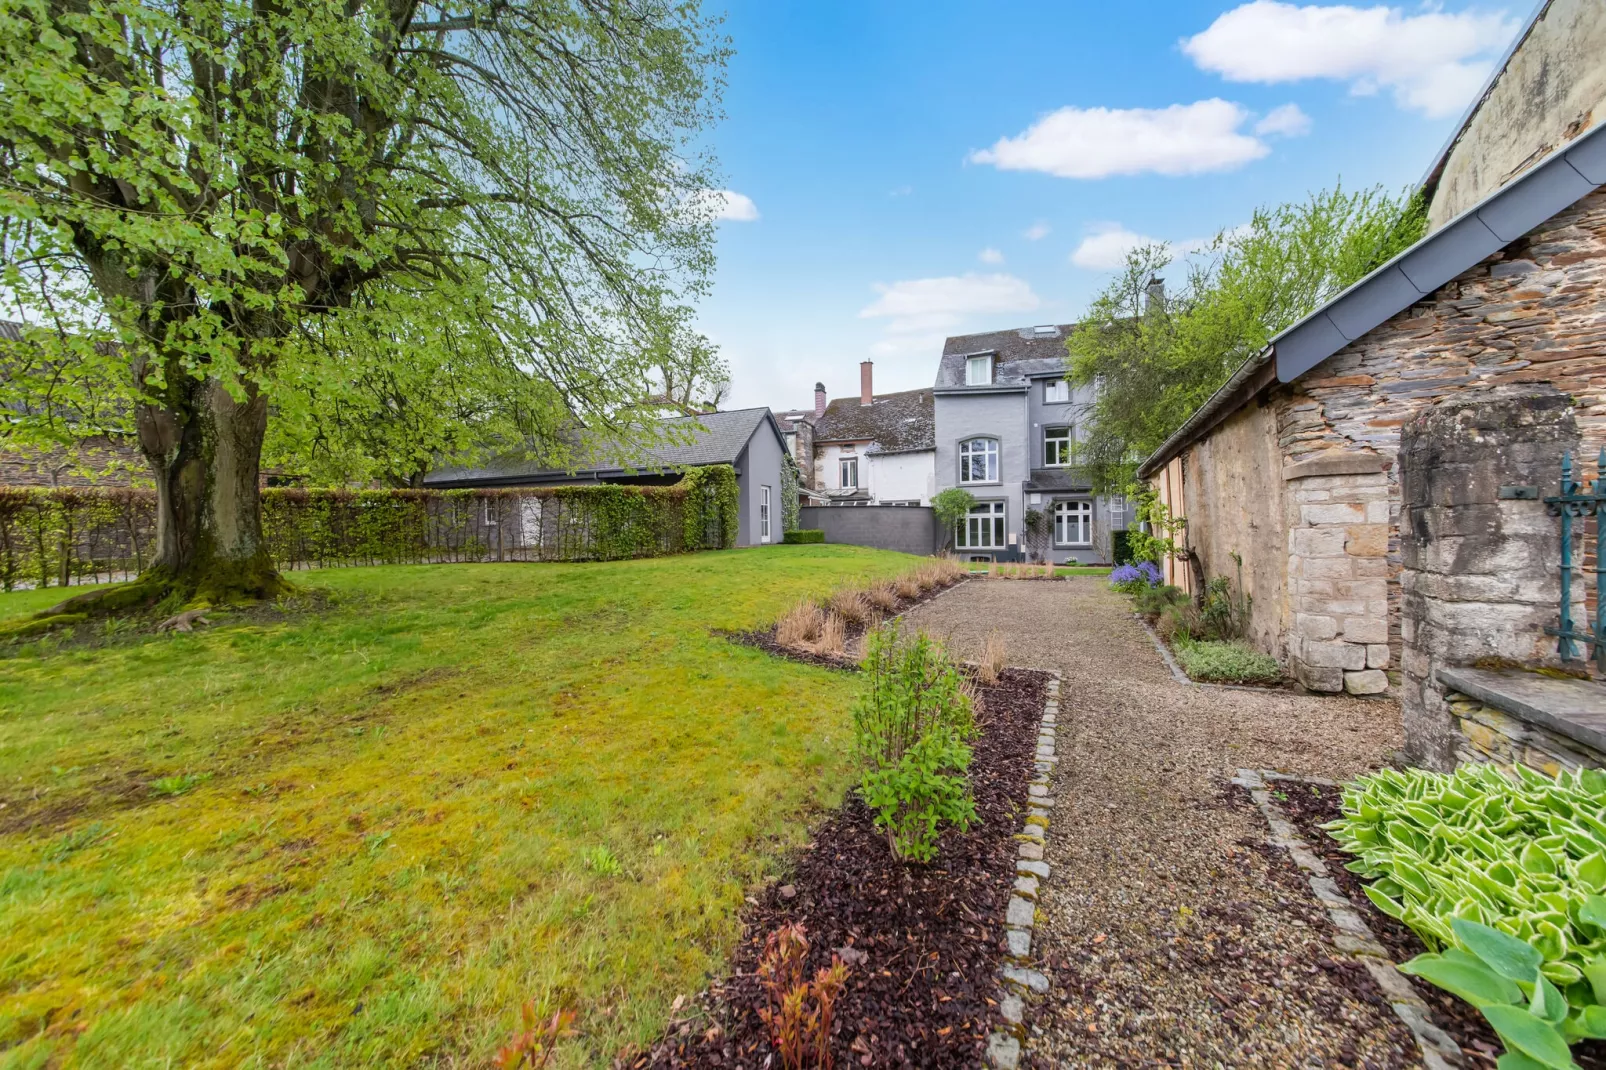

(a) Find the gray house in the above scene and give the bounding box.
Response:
[933,324,1132,564]
[423,407,789,548]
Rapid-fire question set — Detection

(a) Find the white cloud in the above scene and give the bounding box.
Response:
[969,99,1272,179]
[1023,221,1051,241]
[860,273,1042,338]
[1254,102,1312,137]
[1069,223,1224,270]
[978,247,1005,265]
[1182,2,1518,119]
[687,188,760,222]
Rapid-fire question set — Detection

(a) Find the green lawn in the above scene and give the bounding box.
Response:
[0,582,116,622]
[0,547,920,1068]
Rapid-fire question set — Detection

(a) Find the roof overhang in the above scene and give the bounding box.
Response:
[933,385,1030,396]
[1136,120,1606,481]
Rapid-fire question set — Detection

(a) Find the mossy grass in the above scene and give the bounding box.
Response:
[0,545,921,1066]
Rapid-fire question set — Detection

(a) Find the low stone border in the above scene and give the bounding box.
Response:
[984,670,1061,1070]
[1232,768,1463,1070]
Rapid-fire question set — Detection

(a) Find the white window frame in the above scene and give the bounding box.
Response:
[956,501,1006,549]
[760,485,771,543]
[839,456,859,488]
[1054,499,1092,547]
[965,355,993,386]
[482,497,498,526]
[1043,426,1073,467]
[1044,378,1070,404]
[959,437,999,483]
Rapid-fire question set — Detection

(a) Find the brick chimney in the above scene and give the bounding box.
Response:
[814,382,826,418]
[860,361,874,406]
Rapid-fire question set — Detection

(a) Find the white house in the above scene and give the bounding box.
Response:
[810,362,935,506]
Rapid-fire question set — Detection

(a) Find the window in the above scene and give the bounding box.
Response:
[839,456,859,488]
[956,501,1006,549]
[1044,379,1069,404]
[959,437,999,483]
[1043,426,1073,467]
[965,355,993,386]
[482,498,498,526]
[1054,499,1092,546]
[760,486,771,543]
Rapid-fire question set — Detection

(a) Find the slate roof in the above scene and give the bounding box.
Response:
[423,407,781,487]
[811,388,935,454]
[934,324,1077,389]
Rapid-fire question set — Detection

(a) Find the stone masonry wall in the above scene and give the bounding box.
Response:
[1448,691,1604,776]
[1397,389,1582,769]
[1283,452,1393,694]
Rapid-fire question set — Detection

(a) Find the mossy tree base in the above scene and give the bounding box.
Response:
[18,556,292,638]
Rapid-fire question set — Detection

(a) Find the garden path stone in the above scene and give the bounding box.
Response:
[900,577,1415,1069]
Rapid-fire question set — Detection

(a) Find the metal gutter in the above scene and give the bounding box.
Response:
[1135,346,1273,480]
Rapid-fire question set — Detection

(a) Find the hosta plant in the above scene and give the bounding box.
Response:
[1327,764,1606,1068]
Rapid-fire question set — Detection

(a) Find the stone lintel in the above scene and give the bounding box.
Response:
[1283,450,1389,482]
[1438,668,1606,757]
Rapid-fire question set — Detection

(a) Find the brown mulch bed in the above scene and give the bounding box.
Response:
[1278,780,1606,1070]
[634,667,1048,1069]
[721,577,968,671]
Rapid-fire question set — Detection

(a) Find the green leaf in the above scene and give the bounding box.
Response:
[1580,956,1606,1004]
[1365,884,1407,920]
[1528,970,1568,1024]
[1455,918,1545,982]
[1563,1005,1606,1040]
[1579,895,1606,931]
[1498,1051,1554,1070]
[1398,953,1522,1006]
[1480,1004,1577,1069]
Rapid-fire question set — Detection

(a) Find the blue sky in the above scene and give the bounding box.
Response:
[695,0,1526,410]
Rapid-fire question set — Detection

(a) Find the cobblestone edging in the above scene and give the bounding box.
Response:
[984,670,1061,1070]
[1232,768,1463,1069]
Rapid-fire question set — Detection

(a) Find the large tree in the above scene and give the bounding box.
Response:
[1067,184,1426,491]
[0,0,727,601]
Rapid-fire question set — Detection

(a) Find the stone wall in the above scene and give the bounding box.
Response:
[1447,691,1603,776]
[797,505,942,557]
[1177,397,1289,659]
[1397,389,1582,769]
[1283,451,1393,694]
[1426,0,1606,232]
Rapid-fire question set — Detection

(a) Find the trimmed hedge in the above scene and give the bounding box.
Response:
[782,529,825,545]
[0,466,740,590]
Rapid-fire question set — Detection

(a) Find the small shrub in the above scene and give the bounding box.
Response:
[1109,561,1162,594]
[866,584,899,613]
[853,625,976,862]
[1155,602,1200,644]
[756,922,850,1069]
[776,599,825,647]
[782,529,825,544]
[1172,639,1280,684]
[1328,765,1606,1066]
[828,589,873,626]
[1133,584,1187,616]
[894,574,921,601]
[813,612,846,656]
[494,1005,577,1069]
[978,631,1006,686]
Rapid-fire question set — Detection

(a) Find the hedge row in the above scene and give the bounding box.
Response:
[0,465,740,590]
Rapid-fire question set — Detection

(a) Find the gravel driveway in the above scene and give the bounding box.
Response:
[901,577,1419,1068]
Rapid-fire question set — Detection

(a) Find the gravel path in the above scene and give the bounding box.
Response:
[901,577,1420,1069]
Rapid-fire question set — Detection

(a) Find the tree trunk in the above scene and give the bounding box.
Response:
[135,373,287,602]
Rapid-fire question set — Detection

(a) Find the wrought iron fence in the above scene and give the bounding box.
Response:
[1545,449,1605,673]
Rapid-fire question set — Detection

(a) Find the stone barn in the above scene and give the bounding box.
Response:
[1138,0,1606,769]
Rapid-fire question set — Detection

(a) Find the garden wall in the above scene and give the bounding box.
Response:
[797,505,942,556]
[0,467,738,590]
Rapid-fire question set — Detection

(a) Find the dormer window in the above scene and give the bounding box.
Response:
[965,355,993,386]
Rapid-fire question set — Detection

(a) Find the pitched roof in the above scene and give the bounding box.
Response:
[423,407,781,487]
[1136,120,1606,481]
[812,387,934,454]
[934,324,1076,389]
